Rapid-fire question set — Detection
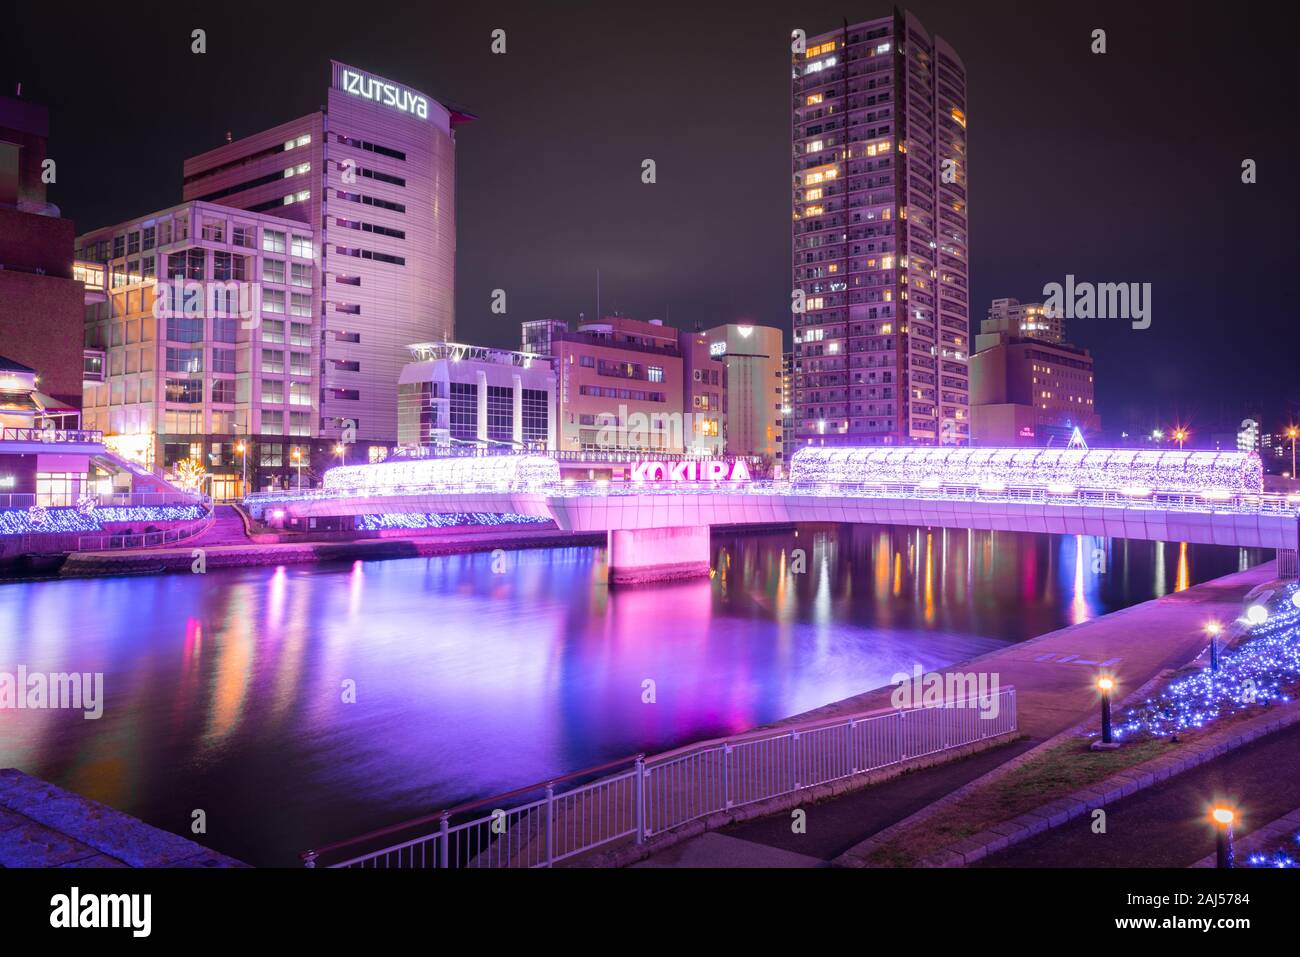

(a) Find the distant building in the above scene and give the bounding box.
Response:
[181,61,472,445]
[970,300,1098,447]
[76,200,341,498]
[522,316,733,455]
[0,94,90,412]
[986,297,1062,344]
[792,11,970,447]
[704,324,784,464]
[396,342,555,451]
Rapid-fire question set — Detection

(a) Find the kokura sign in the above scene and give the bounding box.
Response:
[629,459,751,482]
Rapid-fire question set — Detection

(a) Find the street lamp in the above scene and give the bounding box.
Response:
[1211,806,1236,868]
[1097,676,1115,745]
[334,442,347,467]
[1151,429,1163,443]
[235,441,247,497]
[1206,620,1222,672]
[1172,427,1188,450]
[291,447,304,488]
[1287,426,1298,479]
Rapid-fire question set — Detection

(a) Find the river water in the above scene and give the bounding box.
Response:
[0,525,1262,865]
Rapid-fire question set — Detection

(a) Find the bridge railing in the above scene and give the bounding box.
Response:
[246,478,1299,516]
[74,509,215,553]
[1,427,103,445]
[302,687,1017,869]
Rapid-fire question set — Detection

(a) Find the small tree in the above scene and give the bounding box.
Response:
[173,457,207,493]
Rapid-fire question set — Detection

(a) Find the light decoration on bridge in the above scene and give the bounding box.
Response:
[356,512,552,530]
[0,504,205,535]
[324,454,561,493]
[1111,583,1300,741]
[788,447,1264,497]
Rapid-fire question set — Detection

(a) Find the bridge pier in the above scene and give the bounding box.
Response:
[607,526,711,585]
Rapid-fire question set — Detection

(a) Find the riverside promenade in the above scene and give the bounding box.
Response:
[632,559,1280,867]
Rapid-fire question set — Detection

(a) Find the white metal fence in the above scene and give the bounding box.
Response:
[305,688,1017,868]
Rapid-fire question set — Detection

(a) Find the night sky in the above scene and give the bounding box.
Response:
[4,1,1295,437]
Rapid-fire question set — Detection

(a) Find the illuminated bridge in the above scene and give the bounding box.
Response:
[243,447,1300,584]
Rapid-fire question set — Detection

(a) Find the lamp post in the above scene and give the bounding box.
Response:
[292,447,304,489]
[236,441,247,497]
[1288,426,1298,479]
[1173,427,1187,450]
[334,442,347,468]
[1206,620,1221,672]
[1098,676,1115,744]
[1212,807,1236,868]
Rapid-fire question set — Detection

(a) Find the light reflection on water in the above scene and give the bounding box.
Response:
[0,526,1263,865]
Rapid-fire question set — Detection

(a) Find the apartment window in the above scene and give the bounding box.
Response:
[262,319,285,344]
[261,349,285,374]
[166,347,203,373]
[290,262,312,288]
[212,348,236,373]
[289,411,311,436]
[165,379,204,404]
[449,382,476,439]
[262,229,286,254]
[201,219,225,243]
[262,410,284,435]
[166,317,204,343]
[262,289,286,314]
[127,231,141,254]
[648,366,664,384]
[212,380,236,404]
[522,389,549,445]
[142,226,156,250]
[290,381,312,407]
[289,322,311,347]
[290,235,313,259]
[113,235,125,258]
[290,352,311,376]
[290,293,312,317]
[262,380,285,404]
[142,256,156,280]
[212,317,238,343]
[213,251,233,280]
[232,225,255,248]
[260,443,283,466]
[262,258,286,284]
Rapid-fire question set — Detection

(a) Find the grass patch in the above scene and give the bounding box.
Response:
[866,736,1174,867]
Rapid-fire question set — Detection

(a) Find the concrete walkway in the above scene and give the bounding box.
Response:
[639,560,1278,866]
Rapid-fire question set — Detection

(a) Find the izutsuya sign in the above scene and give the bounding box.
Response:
[339,68,429,119]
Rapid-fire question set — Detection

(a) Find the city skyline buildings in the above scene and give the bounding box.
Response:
[2,3,1296,439]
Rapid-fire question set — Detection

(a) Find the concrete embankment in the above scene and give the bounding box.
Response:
[59,527,605,578]
[0,769,245,867]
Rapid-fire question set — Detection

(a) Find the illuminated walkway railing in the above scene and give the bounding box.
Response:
[245,480,1300,517]
[302,688,1017,868]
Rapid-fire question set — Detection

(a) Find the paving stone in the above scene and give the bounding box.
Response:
[0,821,101,868]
